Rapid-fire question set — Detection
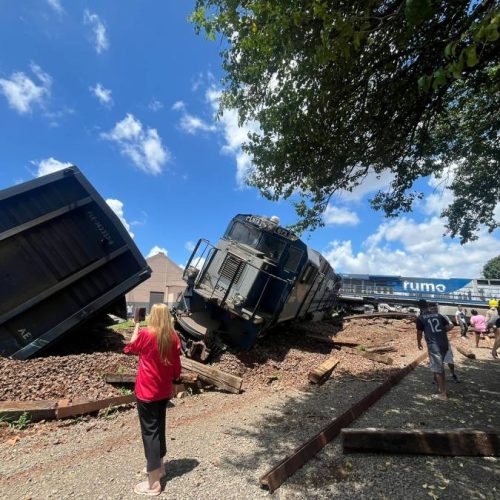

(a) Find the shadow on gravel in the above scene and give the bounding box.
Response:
[162,458,199,485]
[224,353,500,499]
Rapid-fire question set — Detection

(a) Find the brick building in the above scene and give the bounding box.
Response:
[126,252,186,313]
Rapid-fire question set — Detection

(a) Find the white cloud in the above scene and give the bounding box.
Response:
[171,101,185,111]
[147,246,168,258]
[90,83,113,106]
[323,204,360,226]
[179,113,216,134]
[206,87,260,187]
[323,216,500,278]
[47,0,63,13]
[185,241,196,252]
[33,157,72,177]
[106,199,134,238]
[148,99,163,112]
[172,99,215,134]
[337,169,395,202]
[0,63,52,114]
[83,10,109,54]
[101,114,169,175]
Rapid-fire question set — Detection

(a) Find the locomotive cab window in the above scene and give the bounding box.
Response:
[284,247,303,272]
[258,233,286,261]
[228,221,261,247]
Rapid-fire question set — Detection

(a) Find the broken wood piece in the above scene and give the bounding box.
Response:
[104,372,199,385]
[364,345,397,354]
[0,400,58,422]
[308,357,340,384]
[342,428,500,456]
[455,345,476,359]
[56,394,136,419]
[181,357,243,394]
[259,351,428,493]
[342,347,394,365]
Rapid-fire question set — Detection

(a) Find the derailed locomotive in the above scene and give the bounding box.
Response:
[175,214,341,356]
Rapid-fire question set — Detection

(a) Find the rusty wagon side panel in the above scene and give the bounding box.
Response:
[0,166,150,359]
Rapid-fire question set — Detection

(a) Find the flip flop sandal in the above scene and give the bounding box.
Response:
[134,481,161,496]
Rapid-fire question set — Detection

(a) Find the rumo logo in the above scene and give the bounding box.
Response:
[403,281,446,293]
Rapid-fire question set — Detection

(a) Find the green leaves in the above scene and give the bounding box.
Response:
[405,0,433,26]
[190,0,500,243]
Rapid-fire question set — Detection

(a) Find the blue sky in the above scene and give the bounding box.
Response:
[1,1,498,279]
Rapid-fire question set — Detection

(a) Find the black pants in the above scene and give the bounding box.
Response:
[136,398,168,472]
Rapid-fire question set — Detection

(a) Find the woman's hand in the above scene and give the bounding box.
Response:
[130,320,141,342]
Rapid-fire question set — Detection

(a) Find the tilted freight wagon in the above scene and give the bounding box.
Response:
[0,166,150,359]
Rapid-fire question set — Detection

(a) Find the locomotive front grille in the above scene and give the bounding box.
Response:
[218,254,245,285]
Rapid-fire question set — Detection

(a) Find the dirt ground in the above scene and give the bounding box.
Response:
[1,319,499,499]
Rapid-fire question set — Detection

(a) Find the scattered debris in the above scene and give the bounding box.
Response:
[308,357,340,385]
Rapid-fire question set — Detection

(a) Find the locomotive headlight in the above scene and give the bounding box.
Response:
[233,293,245,307]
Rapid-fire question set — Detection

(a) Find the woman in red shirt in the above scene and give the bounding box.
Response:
[124,303,182,496]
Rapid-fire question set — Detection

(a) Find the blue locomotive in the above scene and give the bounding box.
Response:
[175,214,341,356]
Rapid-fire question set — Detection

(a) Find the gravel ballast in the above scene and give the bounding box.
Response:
[1,320,499,499]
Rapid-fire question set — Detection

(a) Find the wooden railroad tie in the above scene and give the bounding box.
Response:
[181,357,243,394]
[342,428,500,456]
[308,357,340,385]
[0,394,136,422]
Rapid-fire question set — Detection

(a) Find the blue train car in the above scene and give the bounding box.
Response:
[339,274,500,315]
[175,214,341,354]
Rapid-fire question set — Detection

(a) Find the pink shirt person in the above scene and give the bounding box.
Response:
[470,313,487,333]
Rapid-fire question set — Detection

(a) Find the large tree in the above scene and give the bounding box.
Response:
[483,255,500,278]
[192,0,499,242]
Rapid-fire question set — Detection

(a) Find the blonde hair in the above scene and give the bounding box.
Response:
[147,303,175,364]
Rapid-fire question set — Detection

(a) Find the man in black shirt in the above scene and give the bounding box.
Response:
[416,300,455,400]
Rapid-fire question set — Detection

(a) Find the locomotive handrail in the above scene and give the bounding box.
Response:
[190,239,293,318]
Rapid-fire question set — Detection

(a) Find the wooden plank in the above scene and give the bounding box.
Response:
[343,312,414,321]
[342,428,500,456]
[181,357,243,394]
[259,351,427,493]
[104,373,136,384]
[0,400,58,422]
[342,347,394,365]
[56,394,136,419]
[305,332,336,345]
[104,372,199,385]
[364,345,396,354]
[456,345,476,359]
[308,358,340,384]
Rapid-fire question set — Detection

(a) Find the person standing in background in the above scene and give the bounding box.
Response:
[455,305,468,337]
[470,309,489,348]
[486,299,499,335]
[416,300,455,401]
[492,306,500,359]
